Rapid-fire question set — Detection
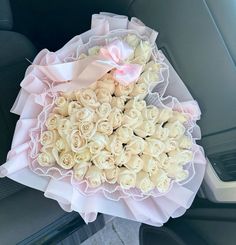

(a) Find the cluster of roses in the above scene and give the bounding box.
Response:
[37,35,193,194]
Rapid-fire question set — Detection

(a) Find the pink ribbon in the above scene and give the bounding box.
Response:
[32,40,142,92]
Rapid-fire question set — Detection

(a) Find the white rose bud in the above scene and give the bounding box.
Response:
[142,105,159,123]
[88,46,101,56]
[144,61,160,73]
[85,165,105,188]
[79,89,100,108]
[124,155,144,173]
[40,130,59,146]
[153,124,169,141]
[68,101,82,115]
[88,133,108,155]
[79,121,96,139]
[124,34,140,49]
[96,103,112,119]
[92,150,115,169]
[58,151,75,169]
[115,126,133,144]
[150,168,171,193]
[45,113,62,130]
[106,135,123,156]
[126,136,145,155]
[178,135,192,149]
[117,167,136,189]
[157,108,173,123]
[53,96,69,116]
[70,107,95,124]
[168,111,188,123]
[138,70,159,84]
[37,150,55,167]
[125,98,146,111]
[97,120,113,135]
[73,162,91,181]
[144,138,165,157]
[114,83,134,97]
[136,171,155,193]
[164,139,178,152]
[122,108,143,129]
[174,150,193,165]
[97,78,115,94]
[115,150,132,166]
[165,163,189,182]
[134,40,152,64]
[74,147,91,163]
[55,138,70,152]
[95,88,112,104]
[111,96,127,110]
[141,155,158,175]
[155,153,168,168]
[129,82,148,99]
[108,107,123,129]
[105,167,120,184]
[134,120,155,138]
[70,130,85,153]
[164,121,186,139]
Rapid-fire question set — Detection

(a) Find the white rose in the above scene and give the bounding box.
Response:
[85,165,105,188]
[97,78,115,94]
[136,171,155,193]
[152,124,169,141]
[141,155,158,175]
[111,96,127,110]
[142,105,159,123]
[70,130,86,153]
[164,163,189,182]
[92,150,115,169]
[144,138,165,157]
[57,118,73,138]
[74,147,91,163]
[108,107,123,129]
[134,40,152,64]
[106,135,123,156]
[129,82,148,99]
[79,121,96,139]
[157,108,173,123]
[134,120,155,138]
[114,83,134,97]
[71,107,95,124]
[175,150,193,165]
[55,138,70,152]
[105,167,120,184]
[53,96,69,116]
[88,133,108,155]
[115,126,133,143]
[168,111,188,123]
[124,34,140,49]
[150,168,171,193]
[164,121,186,139]
[122,108,143,129]
[79,89,100,108]
[124,155,144,173]
[37,150,55,167]
[126,136,145,155]
[40,130,59,146]
[178,136,192,149]
[57,151,75,169]
[144,61,160,73]
[95,103,111,119]
[97,120,113,135]
[114,150,132,166]
[164,139,178,152]
[73,162,91,181]
[155,153,168,168]
[125,98,146,111]
[45,113,62,130]
[117,167,136,189]
[68,101,82,115]
[138,70,159,84]
[88,46,101,56]
[95,88,112,104]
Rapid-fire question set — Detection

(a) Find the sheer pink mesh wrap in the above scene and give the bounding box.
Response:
[0,13,206,226]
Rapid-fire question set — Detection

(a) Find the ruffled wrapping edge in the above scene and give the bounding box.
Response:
[0,13,206,226]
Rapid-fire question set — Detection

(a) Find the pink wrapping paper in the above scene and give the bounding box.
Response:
[0,13,206,226]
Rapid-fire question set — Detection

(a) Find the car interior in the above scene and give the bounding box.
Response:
[0,0,236,244]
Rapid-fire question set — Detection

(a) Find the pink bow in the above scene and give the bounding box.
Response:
[99,39,142,85]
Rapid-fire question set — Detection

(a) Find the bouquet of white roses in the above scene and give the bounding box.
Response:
[0,13,206,226]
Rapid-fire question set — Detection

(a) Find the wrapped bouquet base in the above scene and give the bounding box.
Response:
[0,13,206,226]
